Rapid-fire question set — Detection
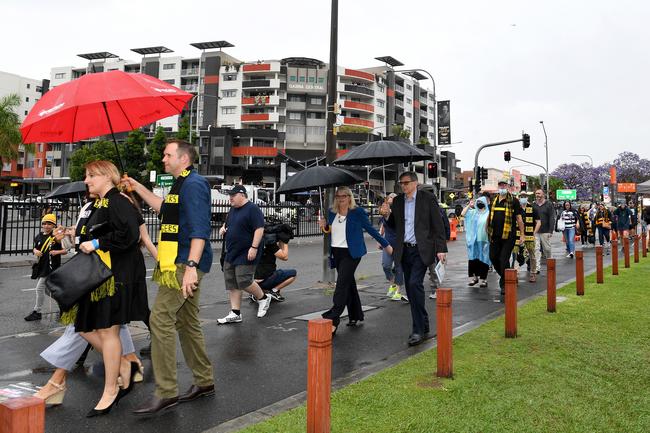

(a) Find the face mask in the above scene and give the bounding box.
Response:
[498,188,507,195]
[476,202,485,209]
[519,198,528,206]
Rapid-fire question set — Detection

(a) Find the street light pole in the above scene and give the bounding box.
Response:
[539,121,549,194]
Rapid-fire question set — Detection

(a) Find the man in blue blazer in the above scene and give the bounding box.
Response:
[380,171,448,346]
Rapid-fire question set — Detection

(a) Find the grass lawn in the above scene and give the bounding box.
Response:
[239,259,650,433]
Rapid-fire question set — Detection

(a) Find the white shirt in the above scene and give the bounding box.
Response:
[331,213,348,248]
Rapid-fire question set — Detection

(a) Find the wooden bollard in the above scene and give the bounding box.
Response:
[307,318,332,433]
[634,235,639,263]
[576,251,584,296]
[436,288,453,378]
[624,237,630,268]
[505,269,517,338]
[596,246,604,283]
[0,397,44,433]
[547,258,556,313]
[642,234,647,258]
[611,230,617,241]
[612,239,619,275]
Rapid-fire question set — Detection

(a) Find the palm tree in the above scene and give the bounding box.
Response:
[0,94,23,162]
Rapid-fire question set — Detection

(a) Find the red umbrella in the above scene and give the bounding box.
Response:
[20,70,193,171]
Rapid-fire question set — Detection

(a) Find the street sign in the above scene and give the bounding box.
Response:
[556,189,577,200]
[449,193,456,199]
[157,174,174,187]
[617,183,636,193]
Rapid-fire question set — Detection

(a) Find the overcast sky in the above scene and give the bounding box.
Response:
[4,0,649,175]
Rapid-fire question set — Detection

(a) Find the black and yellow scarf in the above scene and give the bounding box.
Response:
[489,193,515,240]
[153,167,192,290]
[61,197,115,325]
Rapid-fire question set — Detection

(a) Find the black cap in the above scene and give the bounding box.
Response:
[226,185,247,196]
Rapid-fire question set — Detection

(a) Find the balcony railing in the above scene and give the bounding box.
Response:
[181,69,199,76]
[395,99,404,108]
[343,84,374,97]
[395,84,405,93]
[343,100,374,113]
[181,84,198,92]
[343,117,374,128]
[242,79,271,88]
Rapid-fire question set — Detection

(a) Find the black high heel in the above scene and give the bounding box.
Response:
[332,324,339,336]
[117,362,139,400]
[346,319,363,327]
[86,393,120,418]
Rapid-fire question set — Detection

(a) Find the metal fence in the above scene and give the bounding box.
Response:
[0,200,381,256]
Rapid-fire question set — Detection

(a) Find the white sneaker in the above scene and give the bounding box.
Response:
[217,311,242,325]
[429,292,437,299]
[257,295,272,318]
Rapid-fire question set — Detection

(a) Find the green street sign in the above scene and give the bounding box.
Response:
[556,189,577,200]
[157,174,174,187]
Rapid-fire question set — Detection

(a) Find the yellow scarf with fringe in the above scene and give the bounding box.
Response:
[153,168,192,290]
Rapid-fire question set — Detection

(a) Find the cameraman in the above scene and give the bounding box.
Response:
[253,221,296,302]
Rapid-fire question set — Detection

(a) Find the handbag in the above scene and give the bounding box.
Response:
[556,217,565,231]
[45,251,113,311]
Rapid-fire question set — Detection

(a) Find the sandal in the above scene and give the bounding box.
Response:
[35,380,66,406]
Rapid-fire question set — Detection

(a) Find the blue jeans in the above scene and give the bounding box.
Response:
[563,227,576,254]
[381,249,404,286]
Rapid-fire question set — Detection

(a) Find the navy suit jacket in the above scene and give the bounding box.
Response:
[327,207,389,259]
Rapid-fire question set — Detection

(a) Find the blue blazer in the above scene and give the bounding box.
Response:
[327,207,389,259]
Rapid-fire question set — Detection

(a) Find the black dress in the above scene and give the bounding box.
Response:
[74,188,149,332]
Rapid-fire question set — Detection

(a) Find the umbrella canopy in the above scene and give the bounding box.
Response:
[20,71,193,144]
[333,139,432,166]
[45,181,87,199]
[637,179,650,194]
[277,166,363,194]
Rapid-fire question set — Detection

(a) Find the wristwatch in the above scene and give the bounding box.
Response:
[186,260,199,268]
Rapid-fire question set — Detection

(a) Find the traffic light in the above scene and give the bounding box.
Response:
[427,162,438,178]
[481,167,488,180]
[522,132,530,149]
[504,151,511,162]
[520,181,527,191]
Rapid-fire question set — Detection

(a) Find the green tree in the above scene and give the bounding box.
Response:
[122,129,147,184]
[390,124,411,140]
[147,126,167,176]
[338,125,371,134]
[176,115,190,141]
[0,94,23,162]
[418,136,430,145]
[69,140,121,181]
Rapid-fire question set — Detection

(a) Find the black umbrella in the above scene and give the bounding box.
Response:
[333,139,432,166]
[45,181,87,200]
[277,165,363,213]
[333,140,432,195]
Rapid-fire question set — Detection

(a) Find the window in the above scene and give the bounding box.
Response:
[377,84,385,93]
[406,98,412,104]
[221,106,236,115]
[377,99,385,108]
[318,77,325,83]
[376,114,385,123]
[406,112,412,118]
[289,75,297,82]
[163,63,176,70]
[55,73,66,79]
[307,112,325,119]
[25,97,29,102]
[288,95,305,102]
[26,83,31,89]
[223,73,237,81]
[36,86,42,93]
[299,76,306,82]
[308,77,315,83]
[406,84,412,91]
[288,112,302,120]
[25,110,28,115]
[222,89,237,98]
[163,79,175,85]
[310,97,323,105]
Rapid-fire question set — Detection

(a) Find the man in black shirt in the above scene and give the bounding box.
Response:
[487,179,526,295]
[253,221,296,302]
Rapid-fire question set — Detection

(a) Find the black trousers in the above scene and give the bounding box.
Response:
[468,259,489,279]
[489,238,516,292]
[401,245,430,335]
[322,247,362,327]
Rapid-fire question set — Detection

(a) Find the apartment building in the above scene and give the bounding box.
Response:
[47,43,445,191]
[0,71,50,193]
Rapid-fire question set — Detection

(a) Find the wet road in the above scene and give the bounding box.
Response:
[0,234,617,432]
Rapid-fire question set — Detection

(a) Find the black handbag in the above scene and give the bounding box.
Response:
[45,251,113,311]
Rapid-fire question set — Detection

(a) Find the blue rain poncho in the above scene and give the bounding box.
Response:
[464,196,491,265]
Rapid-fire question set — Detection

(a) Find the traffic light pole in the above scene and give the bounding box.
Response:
[508,155,547,189]
[473,137,525,194]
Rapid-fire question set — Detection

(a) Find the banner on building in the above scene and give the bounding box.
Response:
[437,100,450,145]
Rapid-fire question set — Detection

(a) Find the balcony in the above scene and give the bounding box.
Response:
[343,68,374,82]
[343,84,374,97]
[286,100,307,111]
[343,117,374,128]
[181,68,199,76]
[231,146,278,157]
[243,63,280,73]
[419,123,429,133]
[394,114,405,124]
[343,100,374,113]
[235,129,279,139]
[241,112,280,123]
[395,83,404,94]
[242,78,281,89]
[181,84,198,92]
[241,95,280,106]
[395,99,404,108]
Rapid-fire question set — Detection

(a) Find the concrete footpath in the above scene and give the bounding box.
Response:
[0,234,611,433]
